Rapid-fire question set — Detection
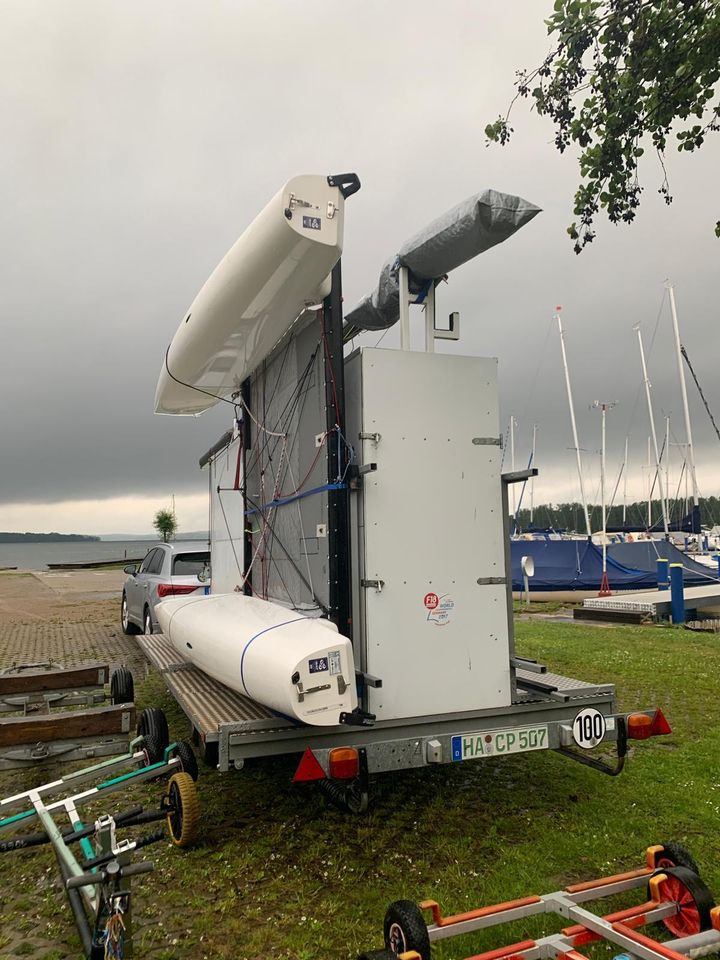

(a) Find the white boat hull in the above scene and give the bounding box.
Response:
[155,174,346,416]
[154,594,358,726]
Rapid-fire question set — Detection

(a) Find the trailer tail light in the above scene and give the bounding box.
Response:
[329,747,359,780]
[293,748,326,782]
[627,709,672,740]
[157,583,199,599]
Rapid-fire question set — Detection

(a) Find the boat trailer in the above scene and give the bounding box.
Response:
[360,844,720,960]
[0,707,199,959]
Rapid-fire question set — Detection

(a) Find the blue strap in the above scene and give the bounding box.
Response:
[244,482,346,517]
[239,617,307,698]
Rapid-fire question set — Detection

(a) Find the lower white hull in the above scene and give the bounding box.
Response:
[154,594,357,726]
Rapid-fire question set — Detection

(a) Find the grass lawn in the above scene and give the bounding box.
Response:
[1,620,718,959]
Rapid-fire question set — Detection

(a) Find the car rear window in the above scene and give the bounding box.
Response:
[172,552,210,576]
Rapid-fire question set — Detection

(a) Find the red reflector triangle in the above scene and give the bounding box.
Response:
[293,748,326,783]
[650,708,672,736]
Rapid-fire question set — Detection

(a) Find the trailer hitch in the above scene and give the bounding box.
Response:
[555,716,628,777]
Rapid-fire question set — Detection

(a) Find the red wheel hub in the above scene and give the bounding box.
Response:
[657,872,704,937]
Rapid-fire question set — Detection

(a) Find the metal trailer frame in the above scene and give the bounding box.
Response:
[0,737,199,958]
[138,259,670,800]
[362,845,720,960]
[136,596,668,789]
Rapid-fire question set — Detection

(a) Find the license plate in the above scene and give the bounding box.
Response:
[451,725,548,761]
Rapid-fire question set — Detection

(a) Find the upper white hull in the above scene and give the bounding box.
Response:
[155,593,358,726]
[155,174,346,416]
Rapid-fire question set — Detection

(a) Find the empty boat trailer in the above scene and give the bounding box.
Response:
[139,173,670,807]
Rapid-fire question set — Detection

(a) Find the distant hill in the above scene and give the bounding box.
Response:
[0,532,100,543]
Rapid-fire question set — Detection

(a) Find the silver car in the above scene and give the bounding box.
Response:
[121,541,210,635]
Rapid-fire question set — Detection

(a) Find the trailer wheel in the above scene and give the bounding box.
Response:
[110,666,134,704]
[170,740,199,782]
[653,841,700,875]
[165,772,200,847]
[384,900,431,960]
[137,707,169,753]
[652,866,716,937]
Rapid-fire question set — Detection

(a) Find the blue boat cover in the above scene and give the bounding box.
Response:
[608,540,719,584]
[511,539,719,593]
[511,540,656,593]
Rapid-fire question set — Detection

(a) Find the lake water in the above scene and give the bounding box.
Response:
[0,539,157,571]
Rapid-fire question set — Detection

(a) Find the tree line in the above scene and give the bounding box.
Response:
[514,497,720,534]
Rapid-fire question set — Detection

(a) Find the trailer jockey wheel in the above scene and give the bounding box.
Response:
[165,772,200,847]
[653,866,716,937]
[383,901,431,960]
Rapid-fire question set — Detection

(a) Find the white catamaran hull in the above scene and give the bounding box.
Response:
[155,174,346,416]
[154,594,358,726]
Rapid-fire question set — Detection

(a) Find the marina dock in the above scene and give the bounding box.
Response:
[578,583,720,622]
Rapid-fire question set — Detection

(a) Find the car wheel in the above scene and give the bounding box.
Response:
[143,607,154,635]
[121,593,140,635]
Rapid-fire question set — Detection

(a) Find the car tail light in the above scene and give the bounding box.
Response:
[293,748,326,782]
[627,709,672,740]
[157,583,199,599]
[329,747,359,780]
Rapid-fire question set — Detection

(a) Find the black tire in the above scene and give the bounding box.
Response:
[110,666,134,705]
[651,865,715,937]
[143,606,154,635]
[120,593,140,635]
[171,740,199,782]
[384,901,431,960]
[357,951,396,960]
[654,841,700,875]
[137,707,169,754]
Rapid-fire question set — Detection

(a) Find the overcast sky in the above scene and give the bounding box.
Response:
[1,1,718,535]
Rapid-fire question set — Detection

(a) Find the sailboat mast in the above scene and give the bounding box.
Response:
[593,401,616,574]
[668,283,699,506]
[556,310,591,536]
[665,415,671,522]
[647,436,652,529]
[530,423,537,526]
[622,435,629,526]
[636,325,669,535]
[510,415,516,519]
[667,283,700,533]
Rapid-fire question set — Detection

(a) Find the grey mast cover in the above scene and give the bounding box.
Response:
[345,188,541,332]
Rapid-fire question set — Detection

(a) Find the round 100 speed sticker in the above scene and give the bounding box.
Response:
[572,707,607,749]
